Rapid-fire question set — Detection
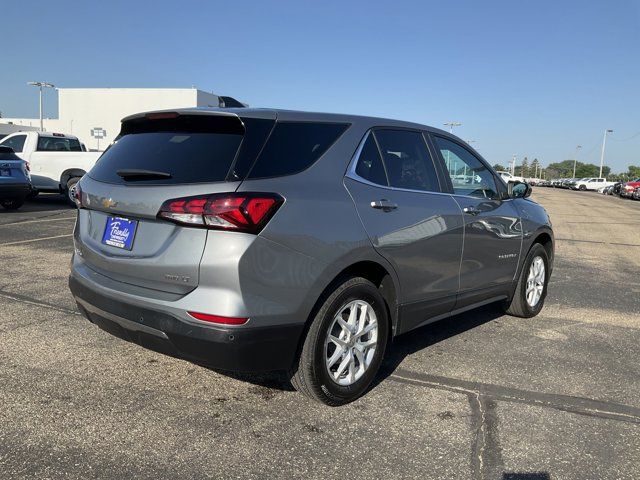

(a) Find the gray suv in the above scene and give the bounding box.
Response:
[69,108,554,405]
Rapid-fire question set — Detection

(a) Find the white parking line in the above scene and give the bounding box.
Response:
[0,216,76,227]
[0,234,74,246]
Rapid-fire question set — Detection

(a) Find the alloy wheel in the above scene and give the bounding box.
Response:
[526,256,545,307]
[325,300,378,386]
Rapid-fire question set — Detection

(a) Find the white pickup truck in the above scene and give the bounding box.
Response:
[572,177,616,191]
[497,171,526,183]
[0,131,101,204]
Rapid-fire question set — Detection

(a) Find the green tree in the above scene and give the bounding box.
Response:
[546,160,610,178]
[628,165,640,178]
[521,157,530,178]
[492,163,507,172]
[531,158,540,178]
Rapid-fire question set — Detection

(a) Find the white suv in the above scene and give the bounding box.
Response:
[572,178,615,191]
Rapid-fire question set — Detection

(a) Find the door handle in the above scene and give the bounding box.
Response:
[463,206,480,215]
[370,199,398,211]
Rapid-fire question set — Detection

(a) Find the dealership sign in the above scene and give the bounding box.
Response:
[91,127,106,139]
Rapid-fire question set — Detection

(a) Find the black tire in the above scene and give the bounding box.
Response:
[1,198,25,210]
[65,177,80,207]
[290,277,389,406]
[579,185,587,191]
[27,189,39,199]
[503,243,550,318]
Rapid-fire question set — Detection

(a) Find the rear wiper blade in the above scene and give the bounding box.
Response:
[116,169,172,180]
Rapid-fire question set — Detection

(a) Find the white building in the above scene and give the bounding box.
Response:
[1,88,223,150]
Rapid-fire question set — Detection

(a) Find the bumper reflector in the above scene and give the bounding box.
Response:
[187,311,248,325]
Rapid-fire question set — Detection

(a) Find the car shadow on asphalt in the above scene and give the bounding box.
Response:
[22,194,74,212]
[210,303,505,395]
[373,303,504,389]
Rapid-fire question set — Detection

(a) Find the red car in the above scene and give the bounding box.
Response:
[620,178,640,198]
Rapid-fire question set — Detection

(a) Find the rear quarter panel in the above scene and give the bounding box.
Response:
[236,121,401,331]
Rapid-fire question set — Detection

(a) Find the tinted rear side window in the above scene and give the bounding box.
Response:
[355,134,388,186]
[37,136,82,151]
[248,122,349,178]
[88,115,246,185]
[374,129,440,192]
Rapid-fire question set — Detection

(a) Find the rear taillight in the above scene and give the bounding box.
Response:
[187,311,248,325]
[157,193,283,233]
[74,183,84,208]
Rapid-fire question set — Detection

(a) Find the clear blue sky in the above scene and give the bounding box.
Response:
[1,0,639,172]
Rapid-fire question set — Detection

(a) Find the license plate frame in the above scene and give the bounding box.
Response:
[0,169,10,177]
[101,216,138,250]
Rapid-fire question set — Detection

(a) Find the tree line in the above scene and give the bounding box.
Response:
[492,158,640,181]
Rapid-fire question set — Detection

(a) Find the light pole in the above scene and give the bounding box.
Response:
[443,122,461,175]
[599,129,613,178]
[443,121,462,134]
[572,145,582,178]
[27,81,55,131]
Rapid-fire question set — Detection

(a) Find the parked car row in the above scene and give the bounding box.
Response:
[537,176,640,200]
[600,178,640,199]
[0,131,102,210]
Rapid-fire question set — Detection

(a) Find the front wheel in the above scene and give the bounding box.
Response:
[503,243,550,318]
[579,185,587,191]
[290,277,389,406]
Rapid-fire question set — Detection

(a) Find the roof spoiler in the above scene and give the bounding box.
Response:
[218,96,247,108]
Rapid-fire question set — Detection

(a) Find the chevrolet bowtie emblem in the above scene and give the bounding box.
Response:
[102,198,117,208]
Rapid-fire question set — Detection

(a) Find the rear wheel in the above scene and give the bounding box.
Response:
[1,198,24,210]
[290,277,389,406]
[503,243,549,318]
[65,177,80,207]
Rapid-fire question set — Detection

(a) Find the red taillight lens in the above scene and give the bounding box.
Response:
[157,193,283,233]
[74,183,84,208]
[187,311,248,325]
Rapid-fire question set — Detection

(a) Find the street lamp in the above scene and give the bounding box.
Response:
[442,122,461,175]
[572,145,582,178]
[599,129,613,178]
[443,121,462,134]
[27,81,55,131]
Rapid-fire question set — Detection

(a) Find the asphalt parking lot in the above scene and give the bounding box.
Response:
[1,189,639,480]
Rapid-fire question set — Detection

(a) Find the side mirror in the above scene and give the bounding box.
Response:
[0,145,15,154]
[508,180,532,199]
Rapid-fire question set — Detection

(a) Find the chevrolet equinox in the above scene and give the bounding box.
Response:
[69,108,554,405]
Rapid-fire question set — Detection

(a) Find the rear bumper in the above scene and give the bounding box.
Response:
[0,183,31,199]
[69,274,303,372]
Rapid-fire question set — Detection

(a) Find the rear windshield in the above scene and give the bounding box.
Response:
[88,115,244,185]
[38,136,82,152]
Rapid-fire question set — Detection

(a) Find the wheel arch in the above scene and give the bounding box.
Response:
[532,230,554,272]
[60,169,86,189]
[292,257,400,367]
